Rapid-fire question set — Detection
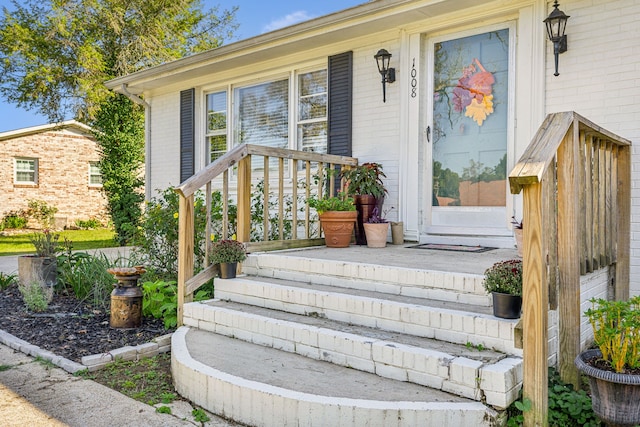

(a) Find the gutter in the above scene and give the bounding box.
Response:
[120,84,152,201]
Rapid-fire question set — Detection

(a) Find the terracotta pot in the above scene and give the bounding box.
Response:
[492,292,522,319]
[514,228,523,257]
[363,222,389,248]
[353,195,383,245]
[575,348,640,426]
[319,211,357,248]
[219,262,238,279]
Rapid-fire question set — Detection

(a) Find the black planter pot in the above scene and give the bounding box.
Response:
[219,262,237,279]
[575,348,640,426]
[491,292,522,319]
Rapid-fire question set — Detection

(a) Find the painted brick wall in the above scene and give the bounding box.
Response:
[148,92,181,198]
[545,0,640,296]
[0,129,107,227]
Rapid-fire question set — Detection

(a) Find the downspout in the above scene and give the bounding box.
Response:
[120,83,152,201]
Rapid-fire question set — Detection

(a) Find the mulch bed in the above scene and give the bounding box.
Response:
[0,284,172,363]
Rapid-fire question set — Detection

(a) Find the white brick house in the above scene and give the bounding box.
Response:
[0,120,107,227]
[106,0,640,295]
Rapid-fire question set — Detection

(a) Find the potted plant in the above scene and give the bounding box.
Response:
[308,194,357,248]
[363,207,389,248]
[18,229,60,297]
[210,239,247,279]
[575,296,640,426]
[340,162,387,245]
[483,259,522,319]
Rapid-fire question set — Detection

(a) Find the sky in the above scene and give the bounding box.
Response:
[0,0,364,132]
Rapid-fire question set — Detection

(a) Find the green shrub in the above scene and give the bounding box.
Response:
[141,279,212,329]
[1,210,28,230]
[507,368,601,426]
[18,281,52,312]
[27,199,58,229]
[75,218,102,229]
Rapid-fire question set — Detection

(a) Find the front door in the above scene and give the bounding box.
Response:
[425,27,513,242]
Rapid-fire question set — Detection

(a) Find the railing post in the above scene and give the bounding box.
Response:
[237,156,252,243]
[522,179,549,427]
[616,144,631,300]
[556,122,581,389]
[177,193,195,326]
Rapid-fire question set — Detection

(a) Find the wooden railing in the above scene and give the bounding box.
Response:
[174,143,358,326]
[509,111,631,426]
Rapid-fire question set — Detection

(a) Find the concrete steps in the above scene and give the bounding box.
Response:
[174,251,523,426]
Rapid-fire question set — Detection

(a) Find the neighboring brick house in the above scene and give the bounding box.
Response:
[0,120,108,228]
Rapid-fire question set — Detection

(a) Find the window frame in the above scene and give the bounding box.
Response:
[14,157,38,185]
[88,161,103,187]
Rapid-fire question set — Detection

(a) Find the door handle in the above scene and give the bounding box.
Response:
[426,126,431,143]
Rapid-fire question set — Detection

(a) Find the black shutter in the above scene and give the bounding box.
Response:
[327,51,353,157]
[180,88,195,182]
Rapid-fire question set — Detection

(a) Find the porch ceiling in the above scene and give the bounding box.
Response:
[105,0,486,94]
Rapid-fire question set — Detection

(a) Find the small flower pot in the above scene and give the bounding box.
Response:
[219,262,238,279]
[491,292,522,319]
[363,222,389,248]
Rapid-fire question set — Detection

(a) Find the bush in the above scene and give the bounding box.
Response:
[141,279,212,328]
[27,199,58,229]
[75,218,103,229]
[18,281,52,312]
[1,210,28,230]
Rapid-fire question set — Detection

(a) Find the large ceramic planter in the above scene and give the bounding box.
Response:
[319,211,357,248]
[575,349,640,426]
[491,292,522,319]
[363,222,389,248]
[18,255,57,290]
[353,195,383,245]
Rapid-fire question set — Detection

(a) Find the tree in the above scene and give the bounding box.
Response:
[0,0,237,243]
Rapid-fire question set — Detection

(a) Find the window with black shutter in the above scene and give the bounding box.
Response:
[327,51,353,157]
[180,88,195,182]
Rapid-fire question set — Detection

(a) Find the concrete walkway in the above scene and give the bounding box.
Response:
[0,247,241,427]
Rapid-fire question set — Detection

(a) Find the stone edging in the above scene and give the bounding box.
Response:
[0,328,172,373]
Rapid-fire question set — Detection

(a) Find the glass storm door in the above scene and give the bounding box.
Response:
[427,28,511,237]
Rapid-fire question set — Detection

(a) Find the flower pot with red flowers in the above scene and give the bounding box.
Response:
[483,259,522,319]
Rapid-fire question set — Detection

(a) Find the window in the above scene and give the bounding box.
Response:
[206,91,227,163]
[89,162,102,185]
[297,70,327,154]
[15,158,37,184]
[204,69,328,171]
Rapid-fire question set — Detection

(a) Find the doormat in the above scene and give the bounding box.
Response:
[408,243,496,253]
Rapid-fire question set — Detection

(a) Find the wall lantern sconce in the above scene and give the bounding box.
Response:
[374,49,396,102]
[544,0,570,76]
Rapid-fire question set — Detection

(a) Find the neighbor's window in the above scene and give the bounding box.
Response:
[89,162,102,185]
[206,90,227,163]
[15,158,37,184]
[297,69,327,154]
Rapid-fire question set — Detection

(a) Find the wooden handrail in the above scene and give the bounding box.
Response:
[175,143,358,327]
[508,111,631,426]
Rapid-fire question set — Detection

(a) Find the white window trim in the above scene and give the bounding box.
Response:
[14,157,38,185]
[88,161,103,187]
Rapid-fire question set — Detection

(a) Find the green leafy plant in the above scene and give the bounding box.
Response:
[18,280,52,312]
[308,193,356,214]
[507,368,600,426]
[1,209,28,230]
[192,408,210,423]
[156,406,172,414]
[75,218,103,229]
[584,296,640,372]
[209,239,247,264]
[141,279,212,329]
[29,229,61,257]
[0,273,17,290]
[340,162,387,198]
[56,242,118,310]
[483,259,522,296]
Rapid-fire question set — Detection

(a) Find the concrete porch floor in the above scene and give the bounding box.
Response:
[259,243,520,276]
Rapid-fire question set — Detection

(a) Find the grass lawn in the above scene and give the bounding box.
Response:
[0,229,119,256]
